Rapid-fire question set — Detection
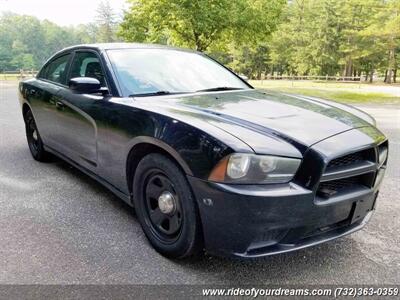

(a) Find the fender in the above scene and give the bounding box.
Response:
[125,135,194,178]
[124,136,195,201]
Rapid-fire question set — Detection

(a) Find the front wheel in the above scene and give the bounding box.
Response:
[24,110,50,162]
[133,153,203,258]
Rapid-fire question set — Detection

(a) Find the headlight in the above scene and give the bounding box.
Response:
[378,147,388,166]
[209,153,301,184]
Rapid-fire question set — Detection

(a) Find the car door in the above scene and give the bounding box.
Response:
[27,53,72,150]
[53,50,109,170]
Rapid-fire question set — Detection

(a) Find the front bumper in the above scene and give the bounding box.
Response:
[188,177,379,258]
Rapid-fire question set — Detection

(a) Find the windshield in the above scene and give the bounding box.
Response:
[106,48,250,96]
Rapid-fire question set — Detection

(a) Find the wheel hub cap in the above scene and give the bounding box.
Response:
[158,191,176,214]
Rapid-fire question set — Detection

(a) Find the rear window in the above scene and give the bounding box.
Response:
[39,54,71,85]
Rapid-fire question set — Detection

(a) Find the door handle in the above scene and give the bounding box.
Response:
[56,100,66,110]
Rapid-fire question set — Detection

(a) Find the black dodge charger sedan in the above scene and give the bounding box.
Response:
[19,43,388,259]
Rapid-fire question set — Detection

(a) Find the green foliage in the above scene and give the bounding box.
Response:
[0,1,118,71]
[0,0,398,83]
[119,0,235,51]
[118,0,398,81]
[269,0,399,81]
[0,13,81,70]
[119,0,285,51]
[0,13,43,70]
[95,0,118,43]
[359,0,400,83]
[118,0,285,78]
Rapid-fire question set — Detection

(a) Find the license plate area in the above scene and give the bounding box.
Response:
[350,195,375,224]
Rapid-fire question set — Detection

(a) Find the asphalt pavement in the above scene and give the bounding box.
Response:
[0,81,399,285]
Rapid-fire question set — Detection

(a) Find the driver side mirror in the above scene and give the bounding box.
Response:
[69,77,108,95]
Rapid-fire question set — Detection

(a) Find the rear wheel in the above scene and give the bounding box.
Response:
[133,153,203,258]
[24,110,50,162]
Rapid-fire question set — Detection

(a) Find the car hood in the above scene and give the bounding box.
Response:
[134,89,375,154]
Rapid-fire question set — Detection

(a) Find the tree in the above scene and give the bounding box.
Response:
[1,0,397,82]
[269,0,398,82]
[0,13,45,70]
[0,13,97,70]
[95,0,118,43]
[119,0,234,51]
[119,0,285,52]
[74,23,99,44]
[360,0,400,83]
[270,0,343,76]
[224,0,286,78]
[335,0,384,78]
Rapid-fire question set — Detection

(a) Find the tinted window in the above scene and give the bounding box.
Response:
[37,65,48,79]
[69,51,106,87]
[42,54,71,84]
[107,49,249,96]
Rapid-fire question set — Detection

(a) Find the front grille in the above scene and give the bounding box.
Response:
[319,177,358,193]
[326,148,375,171]
[317,175,371,199]
[327,153,364,169]
[317,147,379,201]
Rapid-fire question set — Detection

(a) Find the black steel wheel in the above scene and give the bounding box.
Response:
[133,153,203,258]
[24,110,50,162]
[144,172,183,242]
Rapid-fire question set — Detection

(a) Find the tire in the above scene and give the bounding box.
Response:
[24,110,50,162]
[133,153,203,259]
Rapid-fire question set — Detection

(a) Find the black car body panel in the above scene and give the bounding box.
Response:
[18,43,388,258]
[191,127,386,257]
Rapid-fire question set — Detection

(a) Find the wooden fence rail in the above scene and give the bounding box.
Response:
[1,70,38,80]
[263,75,380,82]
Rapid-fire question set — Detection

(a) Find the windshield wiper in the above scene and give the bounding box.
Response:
[129,91,189,97]
[129,87,245,97]
[196,87,245,93]
[129,91,172,97]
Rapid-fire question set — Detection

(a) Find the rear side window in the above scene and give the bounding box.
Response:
[40,54,71,85]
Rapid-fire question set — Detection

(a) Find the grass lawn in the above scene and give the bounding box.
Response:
[0,74,21,80]
[250,80,400,104]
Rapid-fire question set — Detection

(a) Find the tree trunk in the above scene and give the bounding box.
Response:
[343,58,353,79]
[369,69,373,83]
[394,69,397,83]
[386,47,395,84]
[384,69,388,83]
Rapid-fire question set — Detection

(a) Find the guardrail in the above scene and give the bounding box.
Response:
[1,70,38,80]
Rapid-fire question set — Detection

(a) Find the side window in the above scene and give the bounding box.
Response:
[69,52,106,87]
[37,64,48,79]
[42,54,71,84]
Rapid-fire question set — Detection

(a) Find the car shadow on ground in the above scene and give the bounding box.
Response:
[51,156,137,218]
[47,155,367,284]
[171,234,360,281]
